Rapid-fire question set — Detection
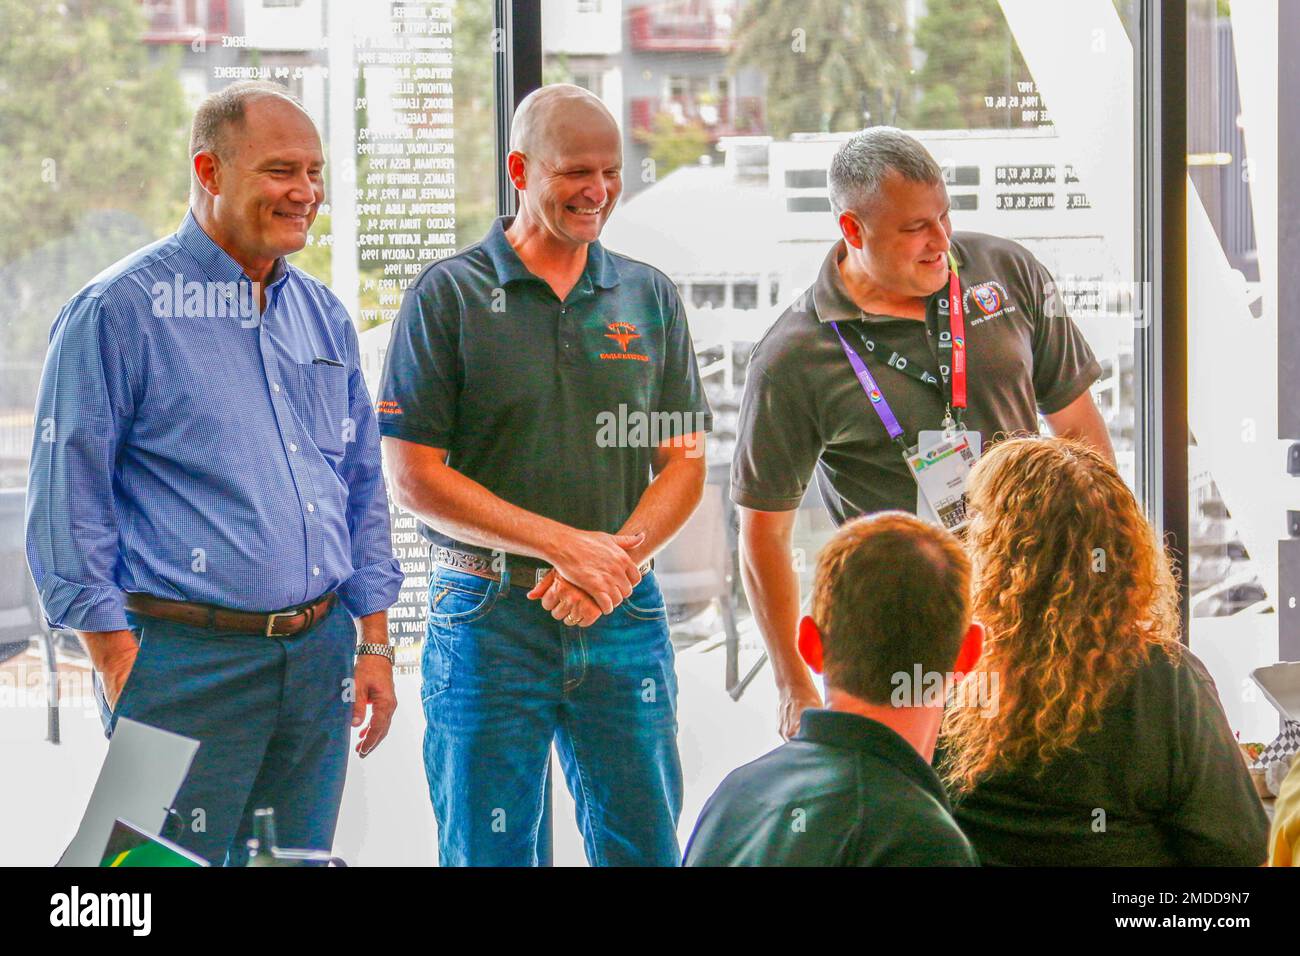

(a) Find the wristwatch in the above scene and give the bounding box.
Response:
[356,642,394,664]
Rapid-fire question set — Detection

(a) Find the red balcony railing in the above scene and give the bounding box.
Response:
[629,3,736,53]
[140,0,229,44]
[630,96,765,138]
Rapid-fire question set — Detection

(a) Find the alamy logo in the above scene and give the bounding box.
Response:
[151,275,260,322]
[595,404,707,458]
[890,665,999,718]
[49,886,151,936]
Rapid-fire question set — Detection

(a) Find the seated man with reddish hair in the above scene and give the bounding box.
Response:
[684,511,982,866]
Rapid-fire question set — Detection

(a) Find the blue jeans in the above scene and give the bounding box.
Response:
[101,601,356,866]
[421,566,682,866]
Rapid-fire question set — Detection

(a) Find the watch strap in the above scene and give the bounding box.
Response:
[356,642,394,664]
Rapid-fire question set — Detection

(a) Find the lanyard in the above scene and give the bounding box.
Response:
[939,254,968,413]
[832,252,967,442]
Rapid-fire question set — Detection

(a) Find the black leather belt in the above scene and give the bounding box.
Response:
[432,545,651,589]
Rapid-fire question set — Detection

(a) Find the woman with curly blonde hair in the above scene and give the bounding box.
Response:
[939,436,1268,865]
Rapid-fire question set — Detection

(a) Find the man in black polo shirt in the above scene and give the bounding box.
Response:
[684,512,982,866]
[377,84,712,866]
[734,127,1114,738]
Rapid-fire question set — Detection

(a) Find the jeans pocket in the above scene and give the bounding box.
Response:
[622,573,667,622]
[421,617,454,703]
[429,569,501,626]
[106,630,150,734]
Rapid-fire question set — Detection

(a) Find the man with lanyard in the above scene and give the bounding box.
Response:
[25,82,402,864]
[733,127,1113,739]
[377,84,712,866]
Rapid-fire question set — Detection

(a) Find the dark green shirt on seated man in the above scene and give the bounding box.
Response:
[684,512,983,867]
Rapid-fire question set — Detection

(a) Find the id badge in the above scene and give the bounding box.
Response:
[908,430,981,531]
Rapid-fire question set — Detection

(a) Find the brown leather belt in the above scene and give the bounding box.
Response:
[432,545,652,590]
[124,591,338,637]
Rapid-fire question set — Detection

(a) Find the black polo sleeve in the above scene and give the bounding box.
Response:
[731,364,824,512]
[375,269,461,449]
[657,292,714,435]
[1028,259,1103,415]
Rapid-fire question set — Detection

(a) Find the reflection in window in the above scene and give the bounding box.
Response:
[691,283,726,309]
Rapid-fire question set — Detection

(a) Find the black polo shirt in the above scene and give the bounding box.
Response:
[376,217,713,561]
[944,646,1271,866]
[683,709,978,866]
[731,232,1101,523]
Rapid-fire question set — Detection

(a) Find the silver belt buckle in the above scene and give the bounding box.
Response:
[265,610,295,637]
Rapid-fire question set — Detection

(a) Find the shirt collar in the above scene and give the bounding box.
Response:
[483,215,621,291]
[795,708,954,812]
[176,209,291,291]
[810,236,966,324]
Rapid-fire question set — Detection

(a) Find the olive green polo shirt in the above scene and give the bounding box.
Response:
[731,231,1101,524]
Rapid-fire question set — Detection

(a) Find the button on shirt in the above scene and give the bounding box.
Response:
[25,212,403,631]
[377,216,713,564]
[731,231,1102,524]
[683,709,978,866]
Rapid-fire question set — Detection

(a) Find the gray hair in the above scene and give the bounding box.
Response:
[189,81,306,196]
[827,126,944,218]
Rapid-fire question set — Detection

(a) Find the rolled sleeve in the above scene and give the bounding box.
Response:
[335,320,403,618]
[25,296,134,632]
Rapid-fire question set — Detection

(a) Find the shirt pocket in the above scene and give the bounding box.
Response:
[292,362,350,463]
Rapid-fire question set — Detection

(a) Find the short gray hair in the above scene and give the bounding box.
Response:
[189,81,304,159]
[828,126,944,218]
[189,81,307,199]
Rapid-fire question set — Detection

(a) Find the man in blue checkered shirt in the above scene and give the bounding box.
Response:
[25,81,403,865]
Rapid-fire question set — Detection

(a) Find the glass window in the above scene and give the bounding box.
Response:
[0,0,494,867]
[732,281,758,310]
[1184,0,1289,750]
[690,282,727,309]
[544,0,1145,863]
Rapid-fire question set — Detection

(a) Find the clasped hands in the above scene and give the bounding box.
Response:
[526,528,646,627]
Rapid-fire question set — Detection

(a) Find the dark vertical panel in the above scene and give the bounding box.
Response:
[494,0,543,217]
[1162,0,1189,636]
[1136,0,1189,637]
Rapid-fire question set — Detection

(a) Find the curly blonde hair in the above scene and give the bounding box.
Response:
[940,436,1182,794]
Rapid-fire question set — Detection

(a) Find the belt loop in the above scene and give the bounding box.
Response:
[207,604,216,629]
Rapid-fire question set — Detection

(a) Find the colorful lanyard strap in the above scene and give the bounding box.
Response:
[832,251,967,443]
[942,253,967,414]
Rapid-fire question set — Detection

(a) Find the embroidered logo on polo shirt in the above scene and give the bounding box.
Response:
[376,400,402,416]
[600,322,649,362]
[966,280,1013,320]
[971,283,1002,314]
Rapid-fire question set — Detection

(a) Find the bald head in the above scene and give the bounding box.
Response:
[505,84,623,249]
[510,84,619,162]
